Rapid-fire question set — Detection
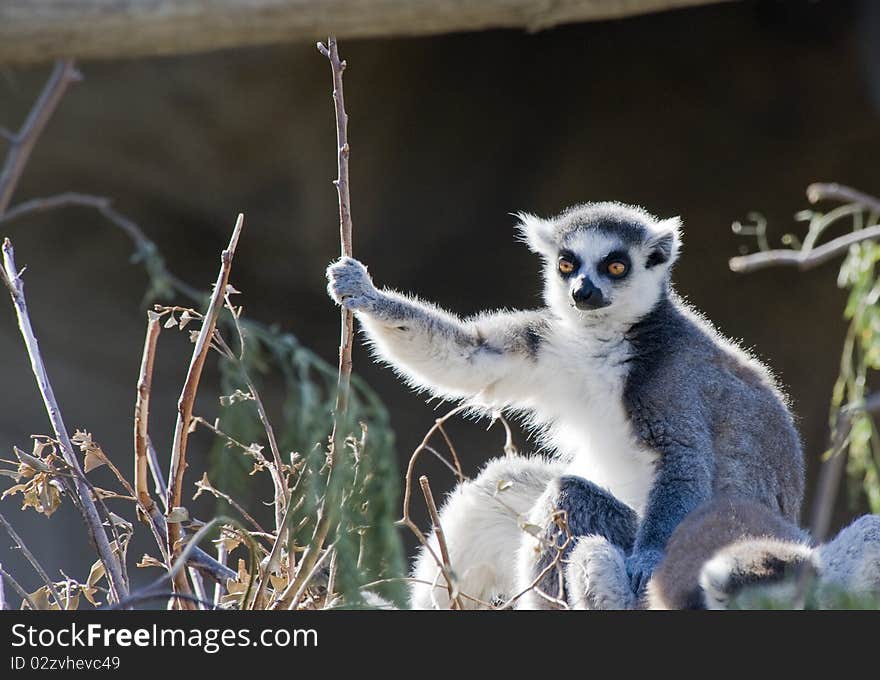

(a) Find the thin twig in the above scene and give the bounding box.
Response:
[189,566,207,609]
[318,37,355,463]
[214,542,228,607]
[109,592,219,611]
[400,405,470,524]
[0,565,37,610]
[0,60,81,215]
[497,533,572,610]
[0,563,6,610]
[0,239,128,602]
[729,224,880,273]
[807,182,880,214]
[286,539,338,610]
[0,512,63,609]
[251,491,298,610]
[324,548,338,609]
[212,326,287,530]
[419,476,462,609]
[165,213,244,608]
[146,437,168,503]
[279,35,354,610]
[134,314,161,523]
[133,516,256,611]
[396,405,472,609]
[191,416,271,468]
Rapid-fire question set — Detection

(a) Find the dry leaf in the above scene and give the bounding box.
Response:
[192,472,214,501]
[71,430,108,473]
[213,527,242,554]
[21,586,53,610]
[80,584,100,607]
[3,475,62,517]
[92,487,132,501]
[137,554,165,569]
[269,573,288,593]
[178,310,193,329]
[221,559,250,607]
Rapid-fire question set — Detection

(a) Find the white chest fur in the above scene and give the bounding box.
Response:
[527,327,658,514]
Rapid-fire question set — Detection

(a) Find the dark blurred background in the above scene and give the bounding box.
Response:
[1,0,877,591]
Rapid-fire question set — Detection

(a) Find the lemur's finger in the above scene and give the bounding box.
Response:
[340,295,374,312]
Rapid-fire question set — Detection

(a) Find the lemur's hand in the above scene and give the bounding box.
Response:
[625,548,663,597]
[326,257,381,313]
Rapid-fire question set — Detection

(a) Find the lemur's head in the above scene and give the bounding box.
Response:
[516,202,681,324]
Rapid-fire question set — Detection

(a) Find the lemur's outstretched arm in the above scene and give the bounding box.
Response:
[326,257,544,406]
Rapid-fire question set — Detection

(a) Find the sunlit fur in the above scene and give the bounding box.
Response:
[325,201,804,608]
[561,497,880,610]
[409,456,563,609]
[516,206,681,332]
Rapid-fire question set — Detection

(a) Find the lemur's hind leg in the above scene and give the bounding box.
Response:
[515,475,638,609]
[409,456,563,609]
[565,536,638,610]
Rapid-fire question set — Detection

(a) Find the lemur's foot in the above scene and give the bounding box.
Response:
[326,257,379,312]
[625,548,663,597]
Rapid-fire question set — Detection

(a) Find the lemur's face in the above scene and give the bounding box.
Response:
[516,203,681,325]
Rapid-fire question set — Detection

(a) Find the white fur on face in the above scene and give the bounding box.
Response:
[541,229,673,330]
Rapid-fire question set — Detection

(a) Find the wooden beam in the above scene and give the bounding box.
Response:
[0,1,734,64]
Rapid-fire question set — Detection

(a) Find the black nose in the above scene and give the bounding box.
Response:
[572,280,607,310]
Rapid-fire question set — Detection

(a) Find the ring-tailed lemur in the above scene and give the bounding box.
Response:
[325,202,804,606]
[565,494,880,609]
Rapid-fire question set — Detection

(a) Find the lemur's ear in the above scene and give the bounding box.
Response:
[645,217,682,269]
[514,212,555,254]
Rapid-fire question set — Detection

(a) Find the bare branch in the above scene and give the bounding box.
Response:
[807,183,880,214]
[0,60,80,214]
[0,238,128,602]
[134,314,161,522]
[419,476,462,609]
[321,34,355,466]
[729,224,880,273]
[0,512,63,609]
[165,213,244,607]
[146,437,168,503]
[0,565,37,610]
[274,35,354,610]
[211,324,287,530]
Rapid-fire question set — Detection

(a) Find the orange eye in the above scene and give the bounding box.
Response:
[607,261,627,277]
[558,258,576,275]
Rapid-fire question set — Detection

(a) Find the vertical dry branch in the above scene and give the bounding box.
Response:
[419,476,462,610]
[274,36,353,611]
[0,239,128,602]
[0,59,80,215]
[165,213,244,608]
[134,313,161,521]
[319,35,355,463]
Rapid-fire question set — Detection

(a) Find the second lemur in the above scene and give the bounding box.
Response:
[326,202,805,600]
